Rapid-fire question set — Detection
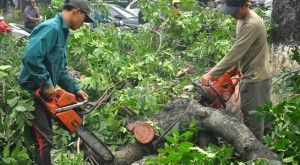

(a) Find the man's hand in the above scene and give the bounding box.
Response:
[42,86,55,101]
[199,73,213,86]
[76,90,89,101]
[38,16,43,22]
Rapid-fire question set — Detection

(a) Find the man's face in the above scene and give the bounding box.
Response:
[231,7,243,20]
[30,0,36,7]
[70,9,86,30]
[231,3,248,20]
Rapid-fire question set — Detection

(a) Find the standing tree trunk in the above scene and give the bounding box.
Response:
[271,0,300,73]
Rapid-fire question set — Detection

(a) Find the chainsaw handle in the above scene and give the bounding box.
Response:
[227,70,241,86]
[34,88,56,102]
[34,88,58,115]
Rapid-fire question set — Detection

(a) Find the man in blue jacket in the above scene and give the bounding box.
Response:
[19,0,94,164]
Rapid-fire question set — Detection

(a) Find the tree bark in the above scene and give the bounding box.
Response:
[272,0,300,45]
[271,0,300,73]
[85,98,282,165]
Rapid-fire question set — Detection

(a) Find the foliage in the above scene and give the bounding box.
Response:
[256,49,300,164]
[0,10,23,24]
[0,1,293,164]
[0,34,34,164]
[145,121,235,165]
[255,98,300,164]
[43,0,65,19]
[272,49,300,100]
[52,150,85,165]
[65,5,237,147]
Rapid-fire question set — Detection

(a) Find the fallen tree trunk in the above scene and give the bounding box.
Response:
[85,98,282,165]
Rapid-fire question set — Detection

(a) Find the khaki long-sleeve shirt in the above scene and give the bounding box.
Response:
[209,10,271,83]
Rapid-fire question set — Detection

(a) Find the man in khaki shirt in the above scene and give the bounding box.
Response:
[199,0,271,142]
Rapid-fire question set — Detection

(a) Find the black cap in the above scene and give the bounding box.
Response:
[220,0,248,15]
[65,0,95,23]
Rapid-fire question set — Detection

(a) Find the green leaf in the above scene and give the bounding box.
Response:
[11,145,20,157]
[278,131,293,136]
[168,151,182,160]
[180,154,194,164]
[3,146,10,157]
[17,148,30,159]
[171,129,179,138]
[60,136,68,145]
[189,146,215,158]
[0,65,11,70]
[189,118,196,128]
[178,142,194,152]
[275,139,290,150]
[7,97,19,108]
[179,142,194,150]
[180,131,193,139]
[16,106,27,112]
[164,146,175,153]
[291,49,300,64]
[4,90,17,100]
[0,70,8,77]
[190,152,204,159]
[158,157,171,164]
[165,136,177,144]
[282,156,294,163]
[2,157,13,163]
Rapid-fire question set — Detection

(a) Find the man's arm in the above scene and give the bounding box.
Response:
[27,15,41,22]
[24,9,42,22]
[200,24,258,85]
[58,66,88,100]
[209,24,259,78]
[57,67,81,94]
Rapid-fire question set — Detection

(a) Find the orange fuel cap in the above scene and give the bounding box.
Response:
[133,122,155,144]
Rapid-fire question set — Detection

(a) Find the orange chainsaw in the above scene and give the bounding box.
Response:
[34,88,114,163]
[193,69,241,109]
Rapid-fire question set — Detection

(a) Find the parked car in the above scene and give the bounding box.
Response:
[125,0,140,16]
[108,4,140,28]
[103,0,129,8]
[92,3,140,30]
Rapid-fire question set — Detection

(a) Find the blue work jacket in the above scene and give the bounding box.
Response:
[19,13,80,93]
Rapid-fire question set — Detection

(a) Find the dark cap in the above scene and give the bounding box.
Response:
[220,0,248,15]
[65,0,95,23]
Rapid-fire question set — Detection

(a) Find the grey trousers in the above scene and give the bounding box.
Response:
[240,78,272,142]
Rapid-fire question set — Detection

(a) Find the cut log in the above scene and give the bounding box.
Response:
[184,100,281,163]
[84,98,283,165]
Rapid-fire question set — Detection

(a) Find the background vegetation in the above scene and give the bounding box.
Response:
[1,0,299,164]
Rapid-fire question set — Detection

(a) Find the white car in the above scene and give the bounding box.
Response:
[125,0,140,16]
